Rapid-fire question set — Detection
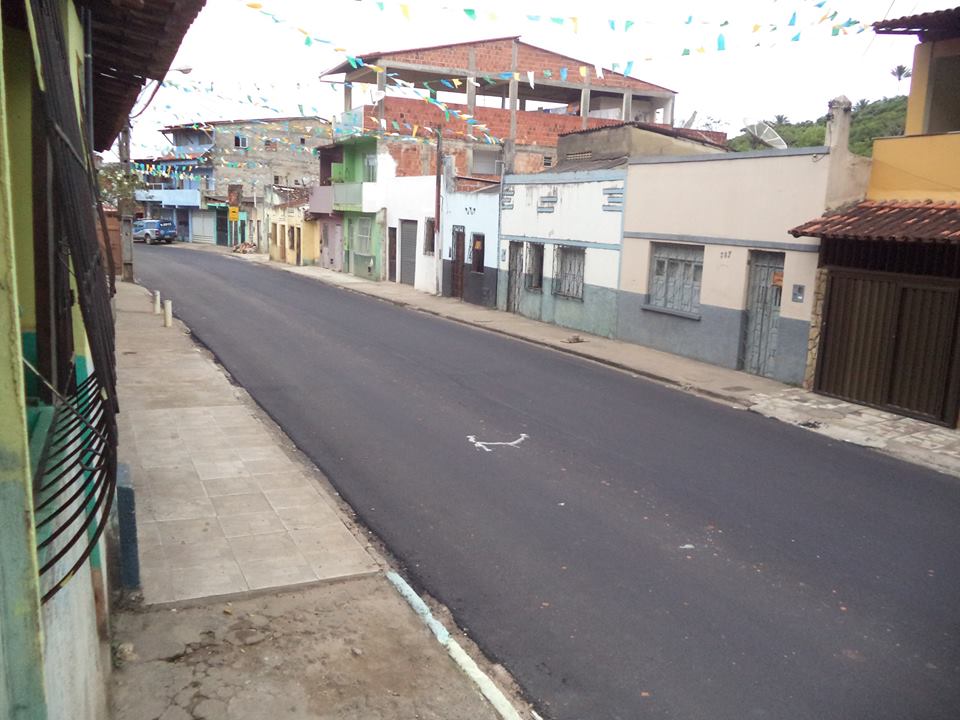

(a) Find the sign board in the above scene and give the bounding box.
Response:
[228,206,239,222]
[227,184,243,207]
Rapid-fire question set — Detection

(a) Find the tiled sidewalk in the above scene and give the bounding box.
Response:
[116,283,378,604]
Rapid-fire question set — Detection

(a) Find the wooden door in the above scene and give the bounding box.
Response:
[452,226,465,298]
[389,227,397,282]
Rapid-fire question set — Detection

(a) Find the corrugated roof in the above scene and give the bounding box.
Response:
[873,6,960,39]
[790,200,960,243]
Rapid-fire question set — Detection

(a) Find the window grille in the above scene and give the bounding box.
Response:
[526,243,544,289]
[564,150,592,161]
[552,246,585,299]
[649,243,704,314]
[355,216,373,255]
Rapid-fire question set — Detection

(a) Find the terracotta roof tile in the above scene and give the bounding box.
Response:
[790,200,960,243]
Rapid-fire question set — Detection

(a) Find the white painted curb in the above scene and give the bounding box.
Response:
[386,571,523,720]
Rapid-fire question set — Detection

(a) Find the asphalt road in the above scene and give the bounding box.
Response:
[135,244,960,720]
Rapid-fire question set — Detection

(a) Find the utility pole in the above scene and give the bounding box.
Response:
[119,122,134,282]
[434,126,442,295]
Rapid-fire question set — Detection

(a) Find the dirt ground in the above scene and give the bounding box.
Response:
[110,576,500,720]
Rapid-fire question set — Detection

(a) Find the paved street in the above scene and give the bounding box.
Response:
[136,244,960,720]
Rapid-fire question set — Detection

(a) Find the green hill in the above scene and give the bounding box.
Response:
[726,96,908,156]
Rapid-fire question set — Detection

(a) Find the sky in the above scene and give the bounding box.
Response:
[119,0,951,159]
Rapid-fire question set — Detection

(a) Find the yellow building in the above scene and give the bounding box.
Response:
[791,7,960,426]
[0,1,201,718]
[266,185,322,266]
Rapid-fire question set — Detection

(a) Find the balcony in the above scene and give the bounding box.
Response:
[134,188,201,207]
[333,182,364,211]
[869,133,960,202]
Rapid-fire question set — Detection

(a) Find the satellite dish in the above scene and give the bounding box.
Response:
[743,119,788,149]
[682,110,698,129]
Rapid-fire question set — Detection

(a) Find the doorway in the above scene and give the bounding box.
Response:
[507,241,523,313]
[742,251,785,378]
[452,226,465,298]
[399,220,417,285]
[388,227,397,282]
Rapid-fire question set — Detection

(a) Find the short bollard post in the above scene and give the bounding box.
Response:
[153,291,161,314]
[163,299,172,327]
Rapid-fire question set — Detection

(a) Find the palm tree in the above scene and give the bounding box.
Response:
[773,114,789,125]
[854,98,870,113]
[891,65,912,93]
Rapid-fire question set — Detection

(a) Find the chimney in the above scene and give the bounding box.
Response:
[825,95,853,153]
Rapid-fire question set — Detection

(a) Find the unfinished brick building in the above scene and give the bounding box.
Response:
[321,36,679,176]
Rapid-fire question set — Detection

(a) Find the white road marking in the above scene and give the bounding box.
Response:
[466,433,530,452]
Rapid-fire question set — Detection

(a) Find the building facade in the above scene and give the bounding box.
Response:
[137,116,328,249]
[791,8,960,425]
[1,1,202,718]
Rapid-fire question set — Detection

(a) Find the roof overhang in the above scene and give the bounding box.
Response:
[873,6,960,41]
[790,200,960,243]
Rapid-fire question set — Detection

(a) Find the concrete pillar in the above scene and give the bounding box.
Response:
[153,291,161,314]
[580,86,591,129]
[163,299,172,327]
[376,67,387,128]
[621,92,633,122]
[466,48,477,115]
[826,95,853,151]
[663,97,675,126]
[344,83,353,113]
[509,40,519,141]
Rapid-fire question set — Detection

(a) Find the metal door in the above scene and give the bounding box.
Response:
[399,219,417,285]
[817,270,960,425]
[215,208,228,245]
[452,226,465,298]
[742,251,785,377]
[507,241,523,313]
[388,227,397,282]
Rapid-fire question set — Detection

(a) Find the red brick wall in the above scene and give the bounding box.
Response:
[378,39,672,93]
[373,97,622,148]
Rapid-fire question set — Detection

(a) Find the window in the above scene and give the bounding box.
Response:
[288,226,295,250]
[264,139,277,151]
[552,246,585,299]
[526,243,544,290]
[648,243,703,315]
[423,217,435,254]
[472,149,500,175]
[355,216,373,255]
[564,150,591,162]
[234,134,248,148]
[300,137,306,145]
[543,155,553,168]
[471,233,485,272]
[362,154,377,182]
[273,175,281,185]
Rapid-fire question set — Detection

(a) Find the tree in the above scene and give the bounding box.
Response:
[854,98,870,113]
[891,64,912,93]
[98,163,146,207]
[772,114,789,125]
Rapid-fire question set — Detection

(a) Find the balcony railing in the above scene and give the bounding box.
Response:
[333,182,363,210]
[869,133,960,202]
[134,188,202,207]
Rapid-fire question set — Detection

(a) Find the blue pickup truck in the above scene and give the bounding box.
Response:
[133,219,177,244]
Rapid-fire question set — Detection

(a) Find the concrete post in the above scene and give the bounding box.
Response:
[163,300,172,327]
[621,92,633,122]
[344,83,353,113]
[663,97,675,126]
[466,48,477,116]
[509,40,519,141]
[580,85,591,129]
[153,291,161,314]
[376,67,386,128]
[119,123,134,282]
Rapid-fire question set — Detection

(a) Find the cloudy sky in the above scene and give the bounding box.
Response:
[122,0,948,157]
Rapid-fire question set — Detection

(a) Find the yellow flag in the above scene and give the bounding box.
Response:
[412,125,418,137]
[246,2,262,8]
[579,66,587,78]
[400,3,410,19]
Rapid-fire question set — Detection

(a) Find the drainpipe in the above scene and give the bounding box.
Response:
[434,126,442,295]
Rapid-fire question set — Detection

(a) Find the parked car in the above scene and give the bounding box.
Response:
[133,219,177,244]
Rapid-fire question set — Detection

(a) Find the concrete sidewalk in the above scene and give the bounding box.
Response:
[197,243,960,479]
[111,281,520,720]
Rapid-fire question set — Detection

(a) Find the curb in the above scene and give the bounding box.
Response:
[385,571,524,720]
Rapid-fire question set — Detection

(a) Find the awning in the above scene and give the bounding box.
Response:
[790,200,960,244]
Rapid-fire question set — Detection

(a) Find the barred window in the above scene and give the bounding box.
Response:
[424,217,435,254]
[552,246,585,300]
[355,216,373,255]
[471,234,485,272]
[526,242,544,289]
[649,243,703,314]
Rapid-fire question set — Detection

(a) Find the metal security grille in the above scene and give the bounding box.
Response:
[552,246,585,299]
[33,369,116,604]
[29,0,117,410]
[649,243,703,314]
